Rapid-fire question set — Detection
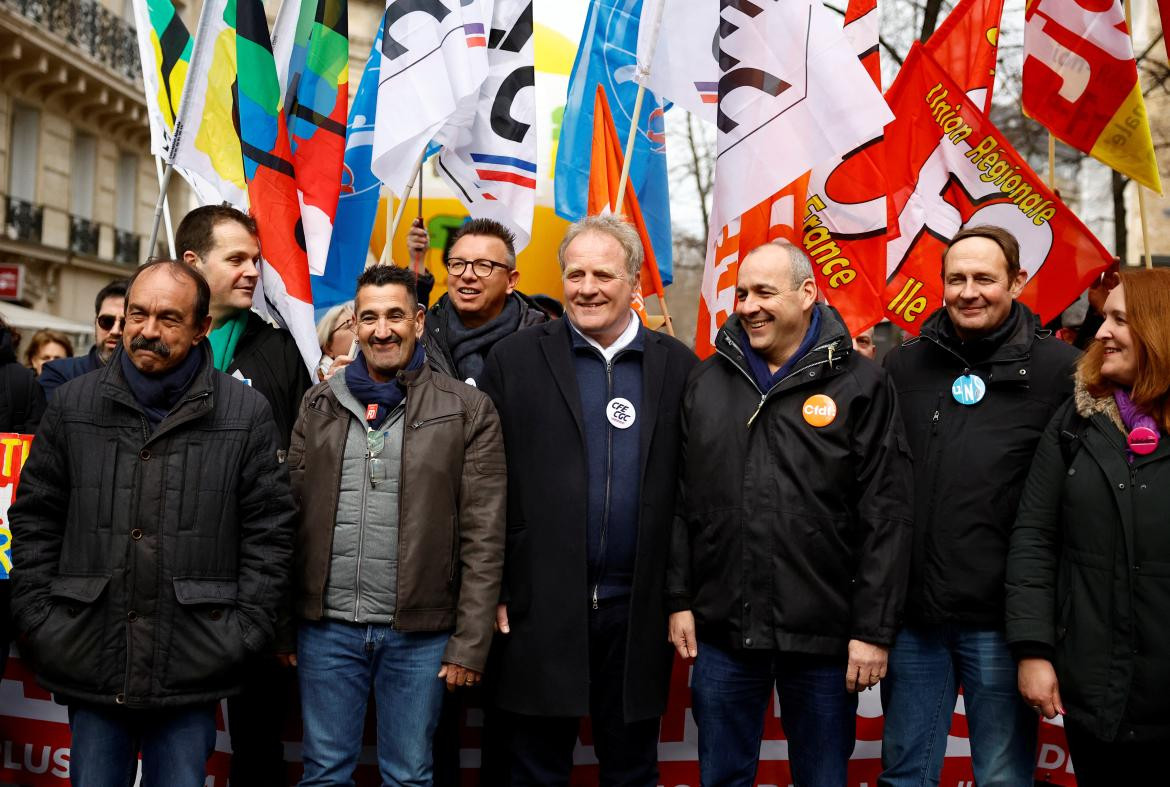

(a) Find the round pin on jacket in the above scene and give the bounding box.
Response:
[802,394,837,427]
[607,397,636,429]
[1128,426,1159,456]
[951,374,986,405]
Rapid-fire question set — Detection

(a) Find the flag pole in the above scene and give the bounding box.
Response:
[1124,0,1153,268]
[615,0,666,213]
[375,151,425,268]
[146,162,175,264]
[415,161,424,275]
[154,156,176,257]
[657,293,676,337]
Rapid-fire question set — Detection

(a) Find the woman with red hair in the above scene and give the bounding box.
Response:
[1006,268,1170,783]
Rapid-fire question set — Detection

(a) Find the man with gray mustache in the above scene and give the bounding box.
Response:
[10,259,295,786]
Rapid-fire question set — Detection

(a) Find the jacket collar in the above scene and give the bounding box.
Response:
[99,341,217,442]
[715,303,852,394]
[919,302,1040,364]
[1074,373,1125,435]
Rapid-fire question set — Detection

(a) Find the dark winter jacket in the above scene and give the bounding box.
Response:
[39,345,103,401]
[668,306,914,655]
[479,317,696,721]
[0,328,44,432]
[1006,380,1170,743]
[423,291,548,381]
[9,344,296,708]
[227,311,312,448]
[883,303,1079,626]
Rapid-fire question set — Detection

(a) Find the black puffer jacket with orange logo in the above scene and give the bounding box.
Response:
[667,306,914,655]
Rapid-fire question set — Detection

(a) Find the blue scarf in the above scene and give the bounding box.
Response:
[119,343,206,429]
[344,342,425,424]
[737,307,822,393]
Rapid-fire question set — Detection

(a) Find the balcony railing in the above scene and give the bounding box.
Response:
[114,229,141,265]
[3,0,142,82]
[70,215,99,256]
[5,197,43,243]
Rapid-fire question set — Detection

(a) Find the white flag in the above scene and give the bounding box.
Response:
[168,0,249,207]
[436,0,536,250]
[635,0,717,122]
[371,0,492,196]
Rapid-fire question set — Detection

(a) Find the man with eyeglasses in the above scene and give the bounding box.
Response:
[176,204,312,785]
[423,218,547,387]
[287,263,505,784]
[40,278,128,400]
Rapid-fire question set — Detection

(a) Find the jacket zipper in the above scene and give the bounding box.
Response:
[591,349,632,611]
[354,426,373,622]
[716,341,839,427]
[410,414,460,430]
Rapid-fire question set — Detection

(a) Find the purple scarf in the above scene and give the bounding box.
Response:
[1114,389,1159,460]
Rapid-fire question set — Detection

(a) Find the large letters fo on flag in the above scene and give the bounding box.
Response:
[883,44,1113,333]
[587,86,666,327]
[370,0,490,197]
[436,0,537,252]
[1023,0,1162,193]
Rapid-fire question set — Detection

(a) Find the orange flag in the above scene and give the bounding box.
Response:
[923,0,1006,112]
[587,85,667,327]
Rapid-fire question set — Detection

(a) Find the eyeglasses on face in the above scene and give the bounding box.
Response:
[444,257,511,279]
[97,314,125,331]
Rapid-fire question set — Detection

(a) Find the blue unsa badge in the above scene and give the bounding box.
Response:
[951,374,986,405]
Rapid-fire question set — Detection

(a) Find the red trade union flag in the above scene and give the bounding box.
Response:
[923,0,1005,112]
[882,44,1113,334]
[1023,0,1162,192]
[587,86,667,327]
[844,0,879,86]
[695,176,808,359]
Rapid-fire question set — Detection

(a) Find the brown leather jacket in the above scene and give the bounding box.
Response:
[287,363,506,672]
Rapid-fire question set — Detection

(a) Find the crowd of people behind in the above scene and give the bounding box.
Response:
[0,204,1167,787]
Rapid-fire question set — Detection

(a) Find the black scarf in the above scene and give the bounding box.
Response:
[938,301,1023,363]
[344,341,425,424]
[445,295,521,382]
[119,342,206,429]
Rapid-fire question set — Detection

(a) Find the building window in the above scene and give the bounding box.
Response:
[8,104,39,202]
[114,152,140,264]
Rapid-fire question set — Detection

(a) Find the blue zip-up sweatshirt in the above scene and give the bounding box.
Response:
[569,321,644,603]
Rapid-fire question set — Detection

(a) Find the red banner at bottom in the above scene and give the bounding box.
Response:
[0,650,1078,785]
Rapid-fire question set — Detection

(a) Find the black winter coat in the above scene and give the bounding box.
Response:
[1006,383,1170,742]
[668,308,914,655]
[9,345,296,708]
[478,318,696,721]
[883,304,1078,626]
[229,311,312,448]
[0,328,44,432]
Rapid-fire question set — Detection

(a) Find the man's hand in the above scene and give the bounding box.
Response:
[1018,658,1064,720]
[495,603,510,634]
[438,663,481,692]
[668,611,698,660]
[846,640,888,692]
[276,652,297,668]
[407,219,428,269]
[1087,258,1120,315]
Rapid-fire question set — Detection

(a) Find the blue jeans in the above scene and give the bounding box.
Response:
[879,624,1037,786]
[691,641,857,787]
[67,702,217,787]
[297,619,449,786]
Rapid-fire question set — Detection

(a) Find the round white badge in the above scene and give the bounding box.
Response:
[607,397,636,429]
[465,377,478,388]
